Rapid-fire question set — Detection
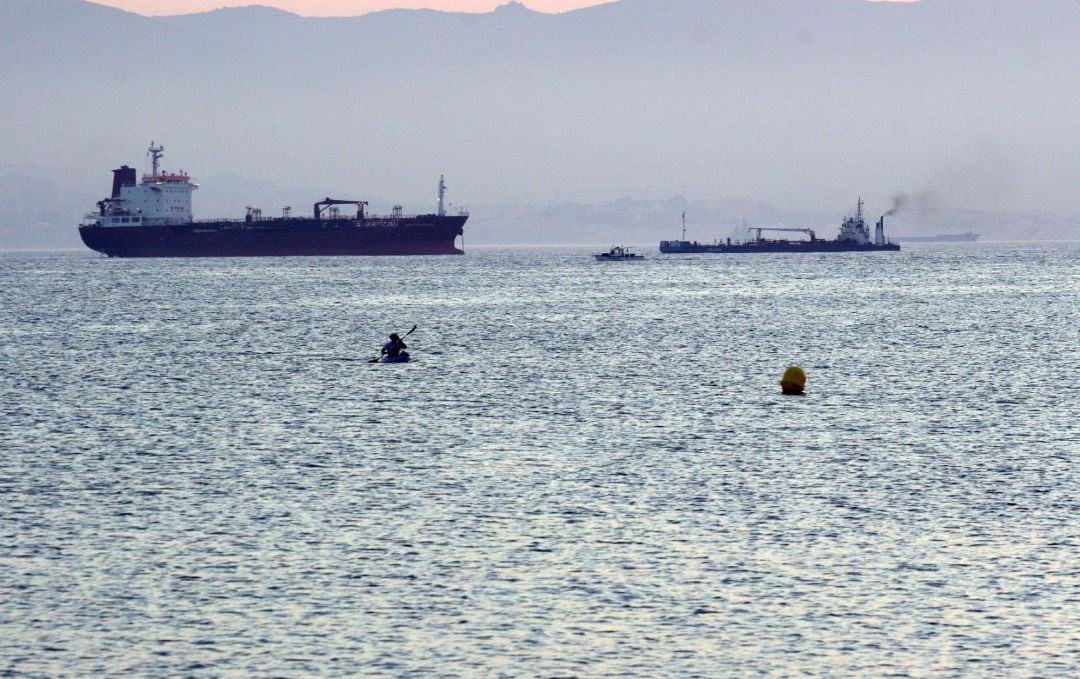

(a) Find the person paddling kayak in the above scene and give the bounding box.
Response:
[381,333,409,360]
[370,325,417,363]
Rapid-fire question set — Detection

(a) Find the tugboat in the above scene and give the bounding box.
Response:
[594,245,644,261]
[659,199,900,253]
[79,142,468,257]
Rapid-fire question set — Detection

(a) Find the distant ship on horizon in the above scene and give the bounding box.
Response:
[892,231,980,243]
[79,142,468,257]
[660,199,900,254]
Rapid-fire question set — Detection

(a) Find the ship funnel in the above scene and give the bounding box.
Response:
[112,165,136,198]
[875,216,885,246]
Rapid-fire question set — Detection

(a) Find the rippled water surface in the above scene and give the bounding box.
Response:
[2,244,1078,676]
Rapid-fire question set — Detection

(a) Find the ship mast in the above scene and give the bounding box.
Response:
[856,196,864,222]
[682,211,686,240]
[438,175,446,217]
[148,142,164,177]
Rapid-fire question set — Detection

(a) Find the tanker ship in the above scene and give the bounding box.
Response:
[660,199,900,253]
[79,143,467,257]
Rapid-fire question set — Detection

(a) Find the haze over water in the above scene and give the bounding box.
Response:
[5,0,1080,248]
[1,244,1077,675]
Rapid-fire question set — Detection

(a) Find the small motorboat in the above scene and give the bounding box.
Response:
[594,245,644,261]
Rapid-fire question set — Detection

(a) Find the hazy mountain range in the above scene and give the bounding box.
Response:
[2,0,1078,248]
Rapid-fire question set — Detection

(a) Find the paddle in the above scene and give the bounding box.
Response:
[368,324,418,363]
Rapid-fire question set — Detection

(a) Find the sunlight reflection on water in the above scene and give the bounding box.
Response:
[1,244,1077,675]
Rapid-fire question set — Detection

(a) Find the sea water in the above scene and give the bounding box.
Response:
[1,244,1077,676]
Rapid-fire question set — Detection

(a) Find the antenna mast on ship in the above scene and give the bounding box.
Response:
[148,142,164,177]
[437,175,446,217]
[856,196,864,222]
[682,211,686,240]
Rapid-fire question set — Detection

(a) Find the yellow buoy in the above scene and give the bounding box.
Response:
[780,365,807,395]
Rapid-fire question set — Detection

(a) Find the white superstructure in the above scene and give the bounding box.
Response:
[838,197,872,244]
[84,142,198,227]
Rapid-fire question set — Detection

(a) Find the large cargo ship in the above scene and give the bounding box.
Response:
[79,143,467,257]
[660,199,900,253]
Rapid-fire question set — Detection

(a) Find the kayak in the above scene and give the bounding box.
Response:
[379,352,411,364]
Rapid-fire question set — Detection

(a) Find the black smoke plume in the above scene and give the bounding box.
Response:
[885,190,938,217]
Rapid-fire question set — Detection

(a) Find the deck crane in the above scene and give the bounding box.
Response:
[752,227,817,241]
[314,198,369,220]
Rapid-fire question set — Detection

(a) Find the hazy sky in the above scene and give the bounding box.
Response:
[91,0,614,16]
[8,0,1073,248]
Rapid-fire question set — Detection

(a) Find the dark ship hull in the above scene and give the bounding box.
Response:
[659,240,900,253]
[79,215,467,258]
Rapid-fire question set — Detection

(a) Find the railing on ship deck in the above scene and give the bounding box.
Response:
[190,212,467,225]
